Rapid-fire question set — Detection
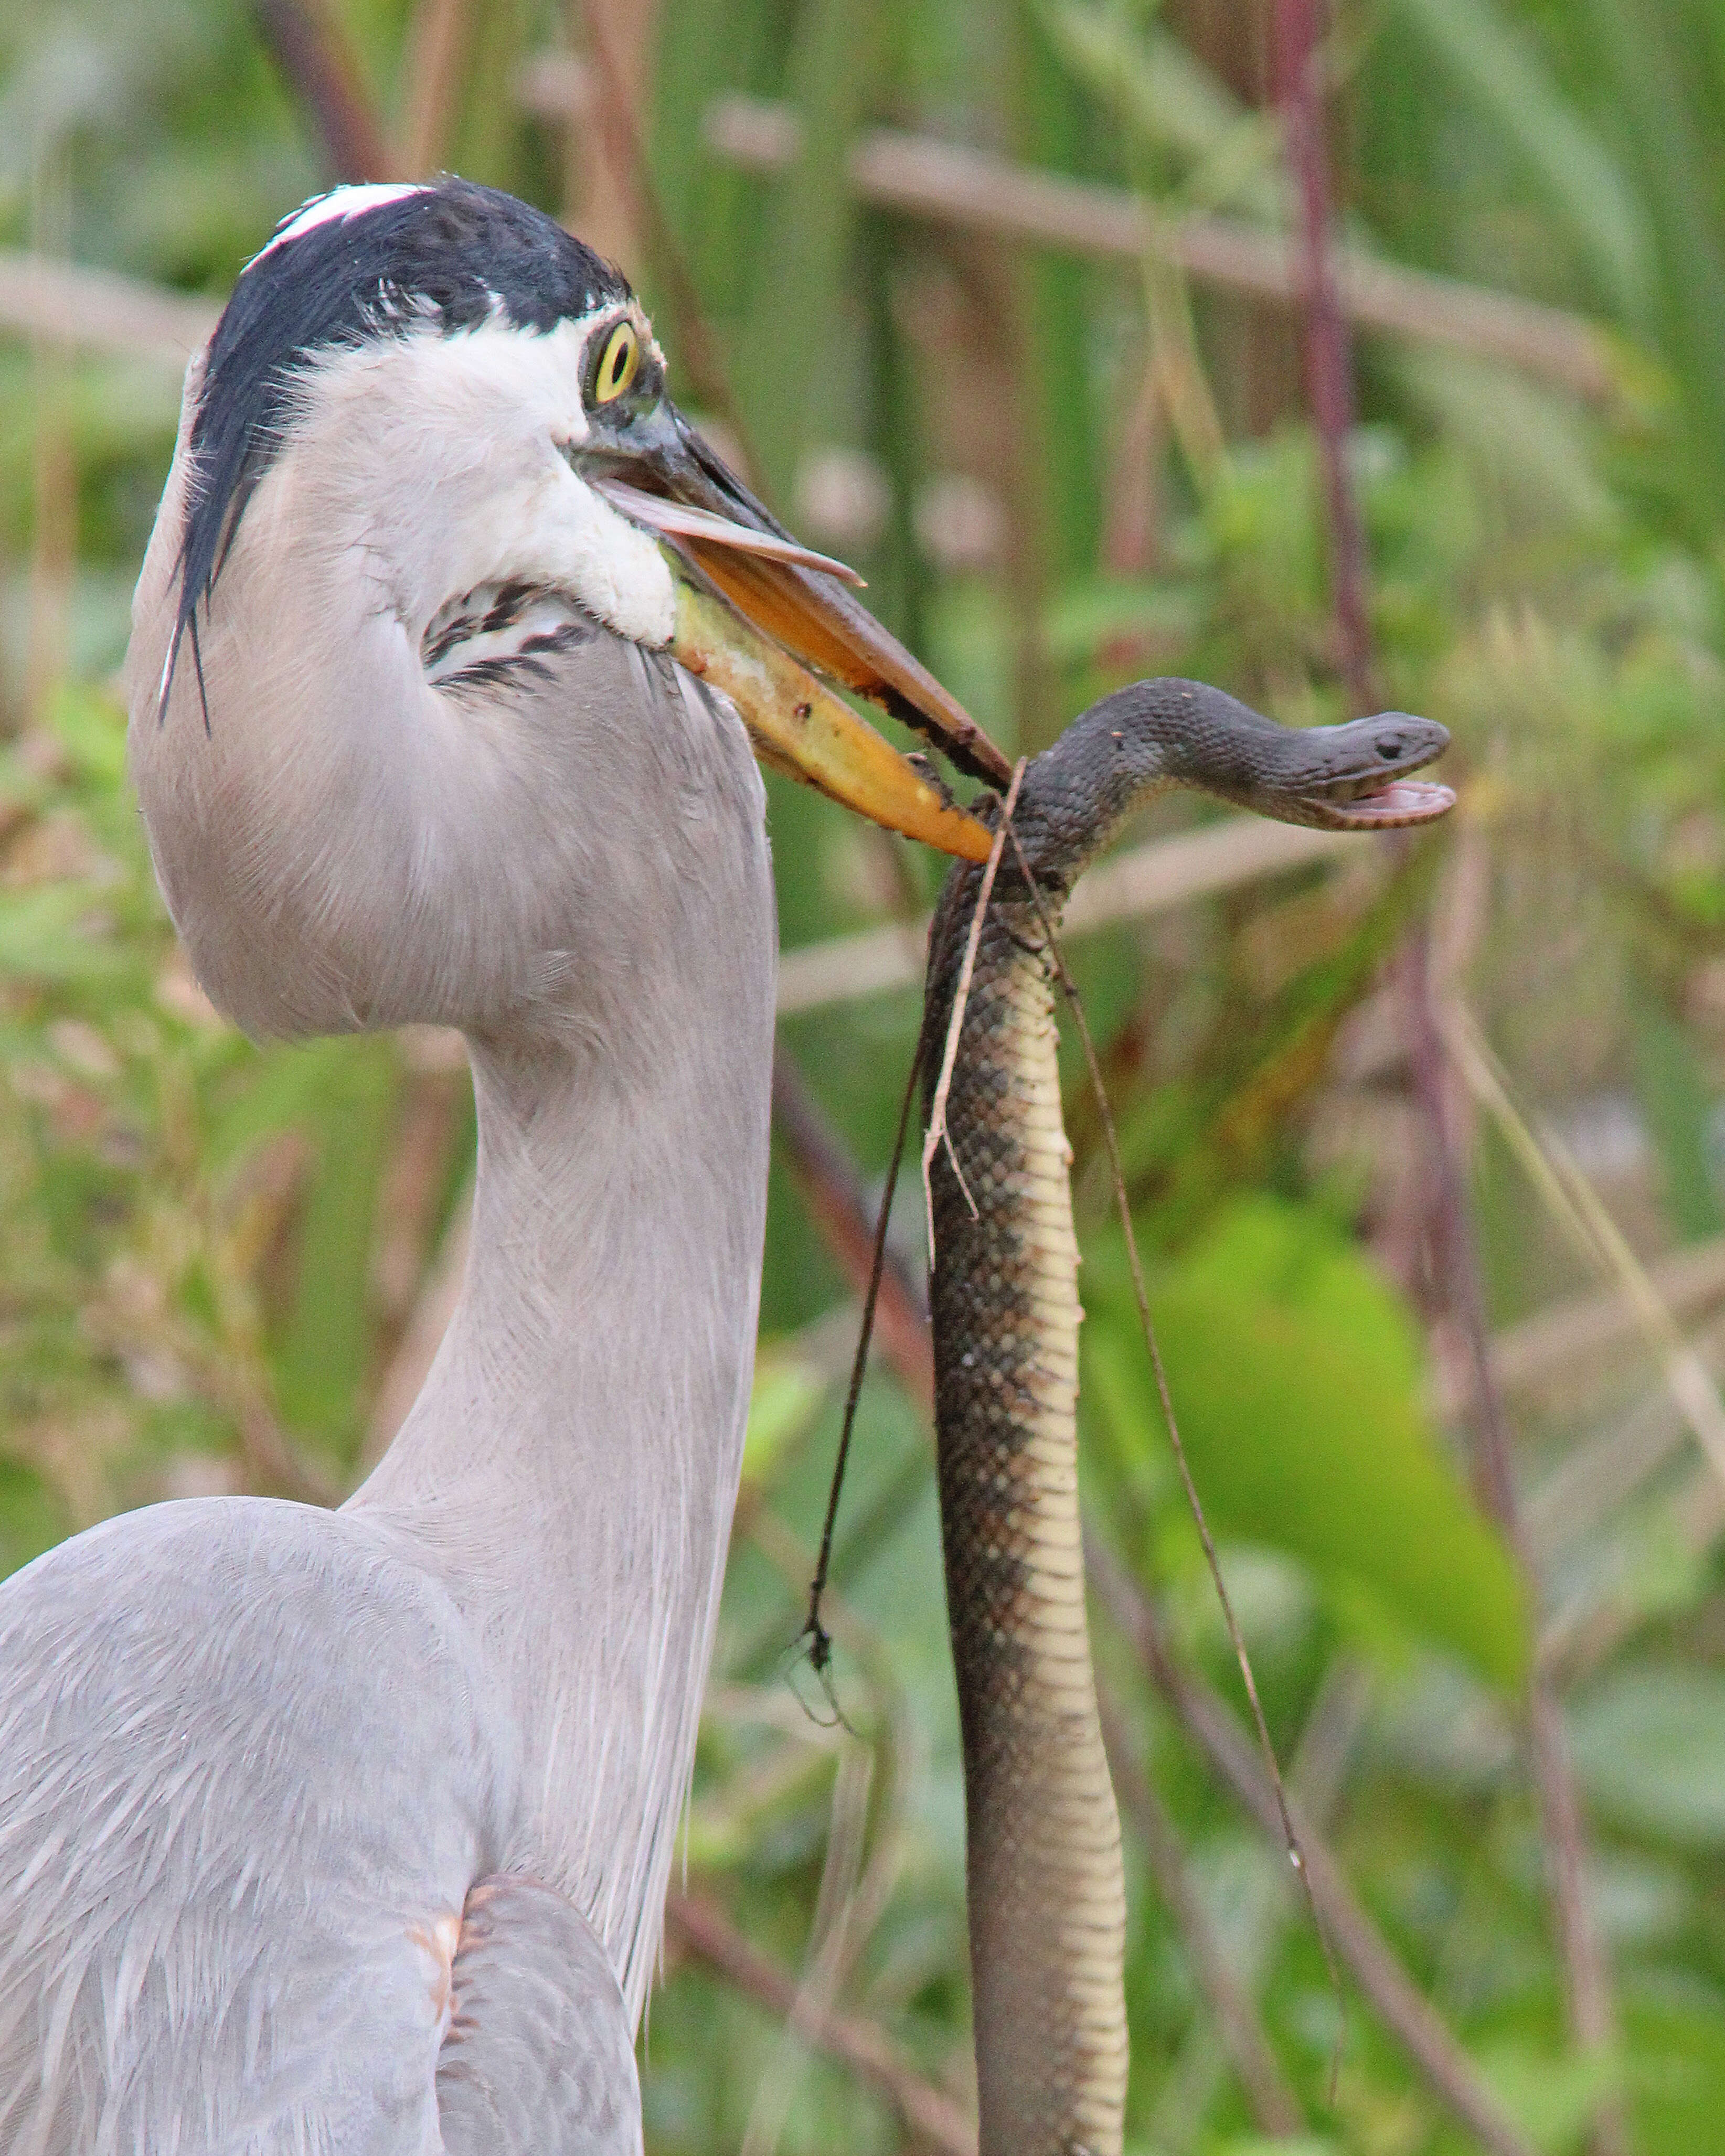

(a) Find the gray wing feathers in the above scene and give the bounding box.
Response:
[0,1499,520,2154]
[436,1875,643,2154]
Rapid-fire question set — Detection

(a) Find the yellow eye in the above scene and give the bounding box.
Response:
[593,320,641,404]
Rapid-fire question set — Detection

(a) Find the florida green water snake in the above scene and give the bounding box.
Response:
[923,679,1453,2155]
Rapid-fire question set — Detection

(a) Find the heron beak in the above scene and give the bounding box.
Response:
[580,404,1005,863]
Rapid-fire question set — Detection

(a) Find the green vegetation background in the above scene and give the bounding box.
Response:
[8,1,1725,2149]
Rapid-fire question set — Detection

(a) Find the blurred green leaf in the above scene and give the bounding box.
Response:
[1570,1666,1725,1843]
[1470,2040,1622,2155]
[737,0,882,506]
[1390,0,1647,313]
[0,1455,68,1580]
[0,885,135,985]
[1630,995,1724,1241]
[1085,1195,1528,1687]
[270,1037,398,1453]
[741,1346,829,1489]
[1624,1993,1725,2156]
[48,678,127,784]
[1035,0,1282,219]
[1041,574,1199,666]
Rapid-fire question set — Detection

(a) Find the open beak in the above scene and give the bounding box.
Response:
[580,402,1004,863]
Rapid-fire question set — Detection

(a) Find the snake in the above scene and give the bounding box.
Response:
[922,678,1454,2156]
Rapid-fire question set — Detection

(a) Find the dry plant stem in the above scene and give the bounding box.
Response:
[566,0,656,273]
[27,375,73,733]
[1274,0,1621,2134]
[1436,1232,1725,1425]
[1085,1533,1539,2156]
[739,1742,874,2156]
[739,1503,924,2138]
[0,252,219,362]
[1406,945,1624,2145]
[26,141,73,731]
[1525,1316,1725,1570]
[1448,1006,1725,1484]
[1003,827,1345,2072]
[399,0,473,175]
[233,1399,340,1508]
[921,761,1026,1253]
[666,1894,976,2156]
[250,0,392,184]
[573,3,761,475]
[775,818,1357,1015]
[1096,1679,1304,2137]
[652,81,1621,403]
[0,76,1615,405]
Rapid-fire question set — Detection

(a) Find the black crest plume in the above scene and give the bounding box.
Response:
[159,179,630,727]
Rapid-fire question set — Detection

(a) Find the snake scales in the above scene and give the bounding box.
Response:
[922,679,1453,2156]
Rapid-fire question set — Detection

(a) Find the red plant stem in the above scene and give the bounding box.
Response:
[1271,0,1377,716]
[250,0,392,185]
[1272,5,1624,2143]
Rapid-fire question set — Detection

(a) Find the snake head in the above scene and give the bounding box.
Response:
[1249,710,1456,830]
[1008,682,1455,889]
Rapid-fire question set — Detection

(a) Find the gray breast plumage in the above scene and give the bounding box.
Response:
[0,1497,643,2153]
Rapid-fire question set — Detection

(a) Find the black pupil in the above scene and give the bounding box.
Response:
[606,334,628,387]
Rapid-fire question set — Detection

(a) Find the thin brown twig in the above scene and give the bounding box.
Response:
[1096,1678,1305,2136]
[1085,1532,1538,2156]
[922,764,1026,1252]
[800,1036,924,1681]
[665,1893,975,2156]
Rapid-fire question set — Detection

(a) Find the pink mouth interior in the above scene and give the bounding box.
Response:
[1328,778,1456,828]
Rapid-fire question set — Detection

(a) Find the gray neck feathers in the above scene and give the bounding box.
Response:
[347,662,775,2025]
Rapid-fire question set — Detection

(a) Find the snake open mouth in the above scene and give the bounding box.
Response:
[1302,775,1457,829]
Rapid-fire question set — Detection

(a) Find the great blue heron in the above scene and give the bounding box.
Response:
[0,178,1000,2152]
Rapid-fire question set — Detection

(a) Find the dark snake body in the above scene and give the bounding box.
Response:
[923,681,1451,2156]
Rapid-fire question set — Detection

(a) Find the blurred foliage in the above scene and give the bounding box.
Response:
[12,0,1725,2149]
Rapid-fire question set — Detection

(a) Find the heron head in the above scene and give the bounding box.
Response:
[125,179,999,1040]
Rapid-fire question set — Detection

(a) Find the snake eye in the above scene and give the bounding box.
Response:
[592,319,641,405]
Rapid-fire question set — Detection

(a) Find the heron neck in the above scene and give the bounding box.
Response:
[347,852,774,2025]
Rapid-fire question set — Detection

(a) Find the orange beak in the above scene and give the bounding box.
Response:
[581,408,1007,863]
